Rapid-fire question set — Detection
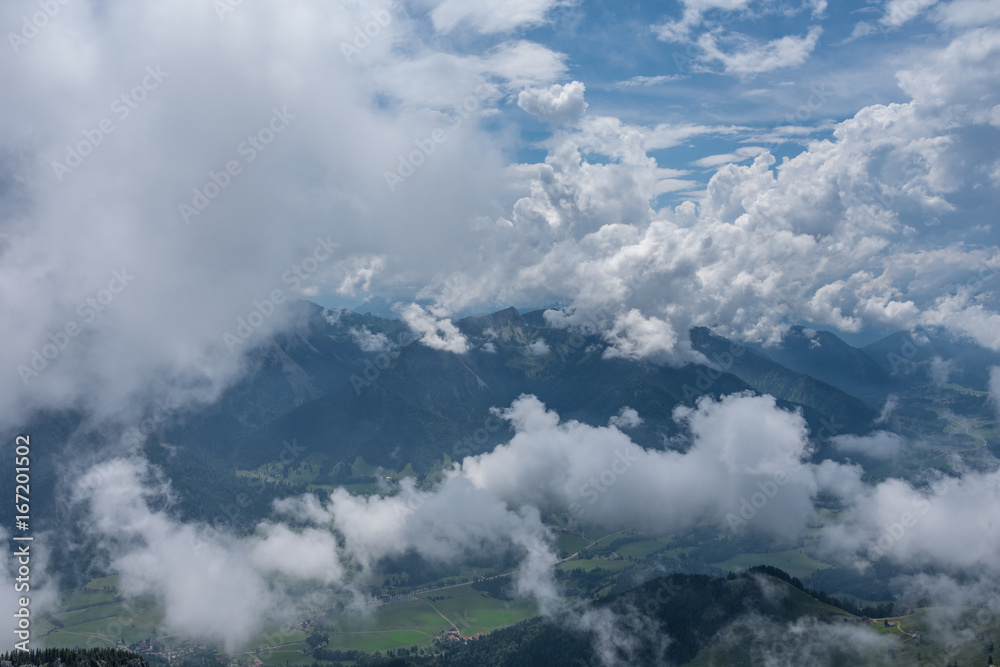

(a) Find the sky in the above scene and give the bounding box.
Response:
[1,0,999,425]
[2,0,1000,660]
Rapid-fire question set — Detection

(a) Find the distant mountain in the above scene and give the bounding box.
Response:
[690,327,879,436]
[155,304,892,482]
[749,326,895,403]
[14,302,926,555]
[864,326,1000,390]
[203,307,754,474]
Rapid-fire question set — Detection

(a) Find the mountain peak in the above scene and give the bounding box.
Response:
[458,306,527,338]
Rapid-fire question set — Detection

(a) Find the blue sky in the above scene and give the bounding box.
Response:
[440,2,916,159]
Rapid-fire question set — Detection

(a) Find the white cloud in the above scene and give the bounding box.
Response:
[696,26,823,78]
[462,393,825,541]
[397,303,470,353]
[896,26,1000,108]
[928,355,953,387]
[336,256,384,298]
[517,81,588,125]
[819,469,1000,575]
[6,1,1000,654]
[652,0,827,72]
[875,394,900,424]
[830,431,905,460]
[7,0,1000,442]
[446,26,1000,355]
[72,458,341,649]
[609,406,643,429]
[323,308,344,327]
[651,0,753,43]
[843,20,880,42]
[692,146,768,168]
[430,0,570,34]
[350,326,392,353]
[55,390,1000,651]
[881,0,939,27]
[934,0,1000,27]
[612,74,683,88]
[602,309,682,363]
[0,0,559,429]
[526,338,551,355]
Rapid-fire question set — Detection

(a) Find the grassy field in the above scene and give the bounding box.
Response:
[251,644,316,667]
[326,630,433,653]
[555,532,591,556]
[41,591,164,650]
[40,575,536,658]
[613,535,675,559]
[711,548,833,580]
[83,574,119,591]
[557,557,632,573]
[39,565,539,658]
[320,584,537,653]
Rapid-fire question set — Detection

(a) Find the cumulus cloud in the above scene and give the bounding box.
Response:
[72,457,341,649]
[830,431,905,460]
[50,386,1000,653]
[350,326,392,353]
[818,469,1000,575]
[461,393,827,541]
[0,0,605,435]
[335,255,385,298]
[526,338,551,355]
[897,26,1000,107]
[517,81,588,125]
[5,0,1000,435]
[602,309,683,363]
[49,392,834,646]
[417,23,1000,356]
[609,406,643,429]
[397,303,470,353]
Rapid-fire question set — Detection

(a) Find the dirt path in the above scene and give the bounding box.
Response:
[870,618,917,638]
[948,416,989,449]
[417,597,460,632]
